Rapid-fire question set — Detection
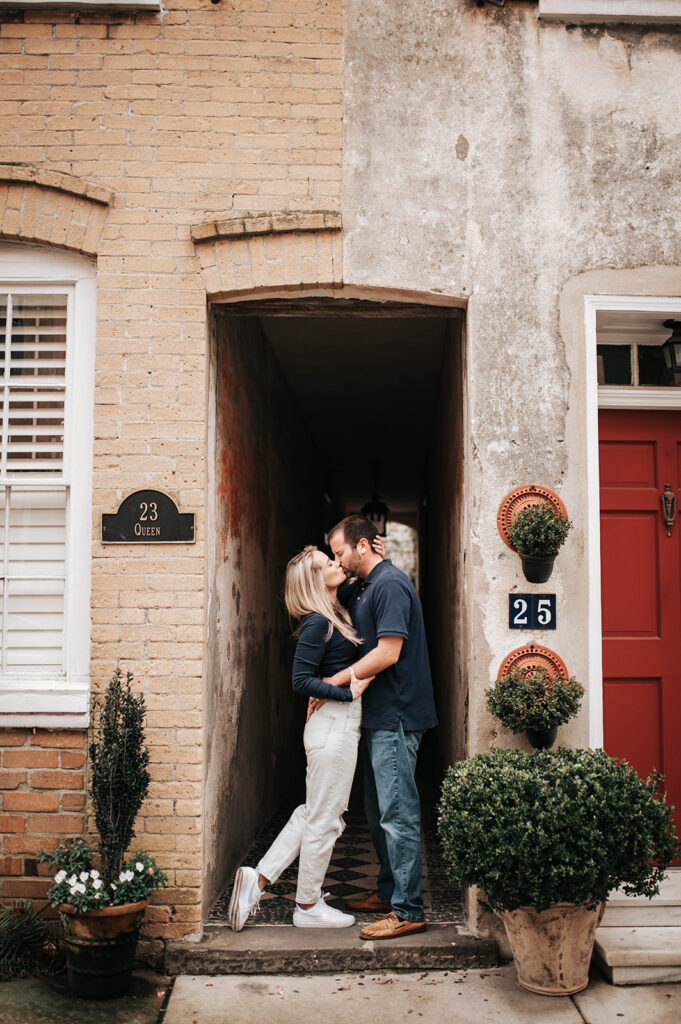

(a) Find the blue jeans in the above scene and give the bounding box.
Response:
[363,722,425,922]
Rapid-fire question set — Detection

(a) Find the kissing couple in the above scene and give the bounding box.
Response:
[228,514,437,940]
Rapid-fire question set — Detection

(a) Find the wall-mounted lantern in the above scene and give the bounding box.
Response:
[662,320,681,376]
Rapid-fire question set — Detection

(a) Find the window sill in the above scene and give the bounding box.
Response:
[538,0,681,22]
[0,676,89,730]
[0,0,160,9]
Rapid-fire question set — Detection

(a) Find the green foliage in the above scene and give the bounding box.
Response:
[0,901,56,981]
[109,851,168,906]
[89,667,151,887]
[507,502,572,557]
[437,748,681,913]
[486,667,585,733]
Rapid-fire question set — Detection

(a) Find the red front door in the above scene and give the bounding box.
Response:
[599,410,681,840]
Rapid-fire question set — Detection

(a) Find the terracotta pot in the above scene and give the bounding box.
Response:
[59,899,149,999]
[497,901,604,996]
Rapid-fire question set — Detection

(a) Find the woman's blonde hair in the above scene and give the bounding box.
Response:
[284,545,361,646]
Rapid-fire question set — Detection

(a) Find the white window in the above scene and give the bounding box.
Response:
[0,245,95,728]
[538,1,681,23]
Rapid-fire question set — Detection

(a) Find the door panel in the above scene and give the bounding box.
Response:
[600,410,681,847]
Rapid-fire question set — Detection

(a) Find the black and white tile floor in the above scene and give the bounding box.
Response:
[208,803,463,928]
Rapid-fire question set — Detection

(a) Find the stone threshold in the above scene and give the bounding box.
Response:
[165,923,497,976]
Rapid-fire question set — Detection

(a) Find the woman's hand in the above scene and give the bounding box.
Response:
[350,667,373,701]
[306,697,326,721]
[372,536,386,557]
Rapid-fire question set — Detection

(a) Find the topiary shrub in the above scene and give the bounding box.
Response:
[486,667,584,733]
[89,667,151,888]
[437,748,680,913]
[507,502,572,557]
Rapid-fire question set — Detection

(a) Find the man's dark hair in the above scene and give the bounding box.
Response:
[329,515,379,548]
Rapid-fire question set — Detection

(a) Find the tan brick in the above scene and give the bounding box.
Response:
[30,771,84,791]
[4,792,59,813]
[4,749,59,769]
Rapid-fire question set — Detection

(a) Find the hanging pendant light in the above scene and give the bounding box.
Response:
[361,462,390,537]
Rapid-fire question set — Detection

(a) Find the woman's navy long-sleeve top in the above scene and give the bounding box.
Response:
[291,612,357,702]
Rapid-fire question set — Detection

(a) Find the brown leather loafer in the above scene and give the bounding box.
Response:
[345,891,392,914]
[359,913,426,940]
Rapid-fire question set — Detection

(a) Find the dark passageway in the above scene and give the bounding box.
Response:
[204,299,466,913]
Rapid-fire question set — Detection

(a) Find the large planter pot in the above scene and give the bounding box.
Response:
[59,899,149,999]
[497,901,604,996]
[519,553,556,584]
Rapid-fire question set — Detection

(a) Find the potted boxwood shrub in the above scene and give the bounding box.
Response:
[486,665,585,749]
[438,748,680,996]
[39,668,167,999]
[507,502,572,583]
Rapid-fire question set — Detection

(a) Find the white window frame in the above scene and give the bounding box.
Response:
[0,243,95,729]
[584,294,681,749]
[539,1,681,23]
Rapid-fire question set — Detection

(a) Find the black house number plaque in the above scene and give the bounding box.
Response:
[102,490,195,544]
[509,593,556,631]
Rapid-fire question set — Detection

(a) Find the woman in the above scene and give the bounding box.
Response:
[228,545,372,930]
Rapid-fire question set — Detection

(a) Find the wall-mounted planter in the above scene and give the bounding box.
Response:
[497,644,570,751]
[497,485,569,584]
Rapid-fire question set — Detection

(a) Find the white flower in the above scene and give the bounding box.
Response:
[68,875,77,886]
[111,883,117,890]
[75,882,86,894]
[119,872,127,882]
[93,878,103,890]
[90,869,100,879]
[69,885,78,895]
[95,892,102,899]
[79,871,89,882]
[136,862,144,872]
[54,870,67,884]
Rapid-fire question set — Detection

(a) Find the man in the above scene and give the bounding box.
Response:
[326,515,437,939]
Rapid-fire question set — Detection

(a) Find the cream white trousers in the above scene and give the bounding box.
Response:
[256,697,362,905]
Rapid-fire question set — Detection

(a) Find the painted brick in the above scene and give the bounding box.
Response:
[1,0,343,950]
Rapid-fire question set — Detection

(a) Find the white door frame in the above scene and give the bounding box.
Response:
[585,294,681,748]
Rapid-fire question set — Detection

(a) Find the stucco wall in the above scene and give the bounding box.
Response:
[342,1,681,761]
[204,313,323,910]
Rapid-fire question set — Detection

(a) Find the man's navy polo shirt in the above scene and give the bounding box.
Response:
[340,559,438,732]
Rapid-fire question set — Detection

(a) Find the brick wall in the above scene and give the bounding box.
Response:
[0,1,343,955]
[0,730,86,910]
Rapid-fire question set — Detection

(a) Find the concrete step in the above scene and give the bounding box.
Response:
[594,926,681,985]
[165,924,498,976]
[601,872,681,928]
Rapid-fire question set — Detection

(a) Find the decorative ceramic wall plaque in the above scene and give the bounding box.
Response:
[497,643,567,681]
[497,484,568,551]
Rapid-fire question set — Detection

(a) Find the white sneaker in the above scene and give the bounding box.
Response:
[292,896,355,929]
[228,866,262,931]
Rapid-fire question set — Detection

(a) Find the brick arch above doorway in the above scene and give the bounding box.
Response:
[191,211,343,298]
[0,165,113,258]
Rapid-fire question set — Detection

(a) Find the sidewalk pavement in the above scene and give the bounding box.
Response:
[1,966,680,1023]
[163,967,681,1024]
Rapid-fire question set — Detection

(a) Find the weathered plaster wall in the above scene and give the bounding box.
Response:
[342,2,681,766]
[423,319,468,777]
[204,313,323,910]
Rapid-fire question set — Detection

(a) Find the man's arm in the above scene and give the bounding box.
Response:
[325,636,403,688]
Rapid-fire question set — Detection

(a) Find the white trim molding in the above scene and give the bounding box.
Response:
[585,293,681,748]
[0,243,95,730]
[539,0,681,22]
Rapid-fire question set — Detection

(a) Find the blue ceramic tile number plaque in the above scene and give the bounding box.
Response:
[509,594,556,630]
